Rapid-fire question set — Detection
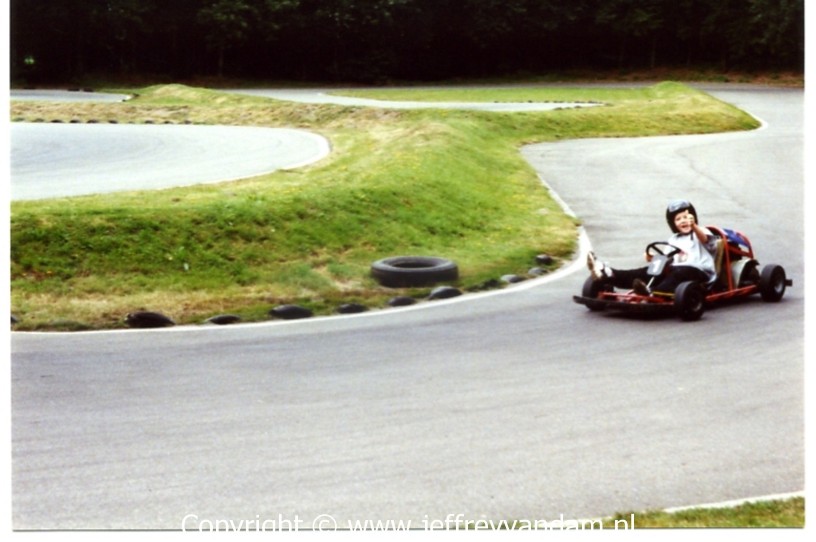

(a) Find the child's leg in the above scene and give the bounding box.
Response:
[606,267,651,290]
[652,266,709,294]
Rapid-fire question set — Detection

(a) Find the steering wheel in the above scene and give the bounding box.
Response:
[646,241,682,258]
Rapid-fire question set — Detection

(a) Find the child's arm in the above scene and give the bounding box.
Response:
[688,214,710,243]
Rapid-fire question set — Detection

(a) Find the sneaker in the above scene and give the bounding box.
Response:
[632,278,651,296]
[586,251,611,281]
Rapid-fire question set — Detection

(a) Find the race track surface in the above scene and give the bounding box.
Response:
[229,88,597,112]
[10,89,132,103]
[10,123,330,200]
[10,86,804,530]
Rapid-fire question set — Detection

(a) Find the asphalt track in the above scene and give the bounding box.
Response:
[10,87,805,530]
[10,123,330,200]
[10,89,132,103]
[231,88,597,112]
[9,88,584,200]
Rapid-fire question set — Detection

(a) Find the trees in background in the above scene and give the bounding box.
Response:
[10,0,805,83]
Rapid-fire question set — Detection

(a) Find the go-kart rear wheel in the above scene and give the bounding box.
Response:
[581,276,610,311]
[759,264,787,302]
[674,281,705,321]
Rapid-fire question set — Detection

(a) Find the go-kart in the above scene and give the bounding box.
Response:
[573,226,792,321]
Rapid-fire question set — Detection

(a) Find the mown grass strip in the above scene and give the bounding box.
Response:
[472,497,805,530]
[603,496,805,528]
[9,82,759,330]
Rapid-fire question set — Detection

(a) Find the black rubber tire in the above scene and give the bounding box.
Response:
[336,303,368,314]
[387,296,417,307]
[371,256,458,287]
[205,314,242,325]
[759,264,787,302]
[674,281,705,321]
[269,304,313,320]
[427,285,462,300]
[125,311,176,328]
[581,276,609,311]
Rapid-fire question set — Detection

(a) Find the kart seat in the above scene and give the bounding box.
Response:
[711,235,727,290]
[713,236,725,276]
[707,226,752,291]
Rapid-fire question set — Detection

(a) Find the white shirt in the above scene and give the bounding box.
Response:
[668,227,717,281]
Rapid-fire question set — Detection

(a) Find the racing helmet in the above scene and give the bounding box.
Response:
[666,199,698,233]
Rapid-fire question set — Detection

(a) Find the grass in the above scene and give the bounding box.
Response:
[465,497,805,529]
[9,82,759,330]
[335,86,638,103]
[429,497,805,529]
[603,496,805,528]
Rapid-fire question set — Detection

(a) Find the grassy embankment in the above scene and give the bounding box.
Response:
[10,82,758,330]
[505,496,805,529]
[605,496,805,528]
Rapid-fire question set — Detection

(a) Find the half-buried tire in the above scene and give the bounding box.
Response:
[125,311,176,329]
[371,256,458,288]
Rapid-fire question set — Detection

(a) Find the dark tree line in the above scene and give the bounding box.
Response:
[10,0,805,84]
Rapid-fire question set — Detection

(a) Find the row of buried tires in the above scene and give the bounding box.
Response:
[13,255,550,330]
[123,284,459,329]
[16,117,197,125]
[120,255,555,328]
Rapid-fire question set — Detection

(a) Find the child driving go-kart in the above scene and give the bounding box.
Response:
[574,199,792,321]
[586,200,717,296]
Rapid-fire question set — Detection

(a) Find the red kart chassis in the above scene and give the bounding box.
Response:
[573,226,792,321]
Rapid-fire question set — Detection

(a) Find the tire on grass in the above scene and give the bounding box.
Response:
[371,256,458,288]
[125,311,176,329]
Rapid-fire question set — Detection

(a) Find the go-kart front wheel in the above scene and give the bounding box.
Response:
[674,281,705,321]
[581,276,611,311]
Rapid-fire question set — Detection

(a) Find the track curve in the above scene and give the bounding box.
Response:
[10,86,804,529]
[228,87,597,112]
[10,89,132,103]
[11,123,330,200]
